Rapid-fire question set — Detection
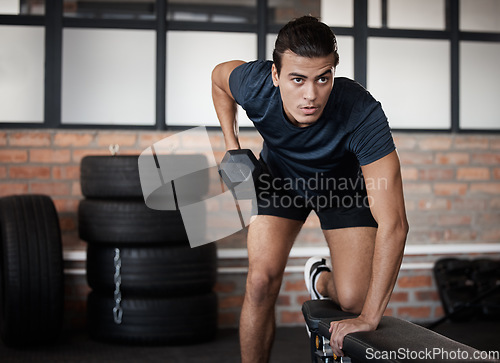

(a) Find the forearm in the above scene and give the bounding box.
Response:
[212,83,240,150]
[211,61,243,150]
[359,223,407,326]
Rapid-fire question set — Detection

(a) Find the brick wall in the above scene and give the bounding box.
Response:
[0,129,499,329]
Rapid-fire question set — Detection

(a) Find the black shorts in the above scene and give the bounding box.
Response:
[254,159,378,230]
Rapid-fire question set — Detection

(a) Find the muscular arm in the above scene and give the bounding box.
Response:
[211,60,245,150]
[329,150,409,356]
[360,150,409,323]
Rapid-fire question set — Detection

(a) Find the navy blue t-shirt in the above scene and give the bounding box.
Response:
[229,60,395,199]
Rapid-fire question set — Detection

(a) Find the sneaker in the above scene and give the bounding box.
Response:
[304,256,331,300]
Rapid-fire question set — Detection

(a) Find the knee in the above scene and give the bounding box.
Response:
[337,289,365,314]
[245,270,283,305]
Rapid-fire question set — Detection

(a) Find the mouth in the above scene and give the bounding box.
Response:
[300,106,319,116]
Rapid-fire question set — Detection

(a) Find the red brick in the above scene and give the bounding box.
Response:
[472,153,500,165]
[383,308,393,316]
[435,152,470,165]
[214,281,237,294]
[52,166,80,180]
[59,216,77,231]
[0,132,6,146]
[490,198,500,209]
[443,228,477,241]
[399,152,433,165]
[393,135,417,150]
[218,312,238,327]
[296,294,311,306]
[397,306,431,319]
[9,132,51,147]
[481,229,500,241]
[277,295,291,306]
[30,149,71,163]
[219,296,244,309]
[398,275,432,288]
[434,306,445,318]
[138,132,176,148]
[389,292,409,302]
[419,137,452,151]
[418,168,454,181]
[72,181,82,196]
[457,167,491,180]
[470,183,500,195]
[31,182,71,196]
[53,198,80,213]
[415,291,440,302]
[9,166,51,179]
[0,150,28,163]
[284,280,306,292]
[438,214,472,226]
[434,183,468,196]
[401,167,418,181]
[0,183,29,196]
[97,132,137,147]
[280,311,304,324]
[452,198,487,211]
[494,168,500,180]
[418,199,451,211]
[491,138,500,150]
[54,132,94,147]
[454,136,489,150]
[72,149,111,163]
[0,167,6,179]
[403,182,432,194]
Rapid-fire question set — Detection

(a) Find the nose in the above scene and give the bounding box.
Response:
[303,82,317,101]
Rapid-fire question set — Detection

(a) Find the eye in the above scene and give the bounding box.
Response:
[317,77,329,84]
[292,78,304,84]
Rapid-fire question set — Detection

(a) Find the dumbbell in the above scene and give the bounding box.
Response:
[219,149,262,200]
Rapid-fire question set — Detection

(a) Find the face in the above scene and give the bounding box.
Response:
[272,51,336,127]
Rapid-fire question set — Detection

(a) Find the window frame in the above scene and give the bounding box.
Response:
[0,0,499,132]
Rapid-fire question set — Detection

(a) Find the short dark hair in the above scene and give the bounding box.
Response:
[272,16,339,75]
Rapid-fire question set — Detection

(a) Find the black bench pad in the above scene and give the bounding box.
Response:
[303,300,499,362]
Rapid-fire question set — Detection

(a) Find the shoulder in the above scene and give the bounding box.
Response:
[229,60,275,107]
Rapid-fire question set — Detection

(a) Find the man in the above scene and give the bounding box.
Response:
[212,16,408,362]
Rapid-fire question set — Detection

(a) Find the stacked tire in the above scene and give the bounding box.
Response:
[0,194,64,347]
[79,155,218,345]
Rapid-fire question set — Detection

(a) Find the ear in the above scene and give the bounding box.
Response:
[271,63,279,87]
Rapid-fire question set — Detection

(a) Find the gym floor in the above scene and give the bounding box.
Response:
[0,322,497,362]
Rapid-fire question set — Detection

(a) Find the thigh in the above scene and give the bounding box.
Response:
[247,215,304,276]
[323,227,377,307]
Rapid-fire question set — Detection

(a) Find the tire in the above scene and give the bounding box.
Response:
[81,155,143,199]
[80,154,210,200]
[78,199,198,245]
[87,291,218,345]
[86,243,217,296]
[0,194,64,346]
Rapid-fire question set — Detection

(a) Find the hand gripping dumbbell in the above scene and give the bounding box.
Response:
[219,149,262,201]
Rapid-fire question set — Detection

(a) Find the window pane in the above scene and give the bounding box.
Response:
[460,0,500,32]
[62,28,156,125]
[367,38,450,129]
[269,0,320,26]
[321,0,353,27]
[166,31,257,127]
[460,42,500,130]
[167,0,256,24]
[63,0,155,20]
[388,0,445,30]
[369,0,446,30]
[0,0,45,15]
[368,0,382,28]
[0,25,44,123]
